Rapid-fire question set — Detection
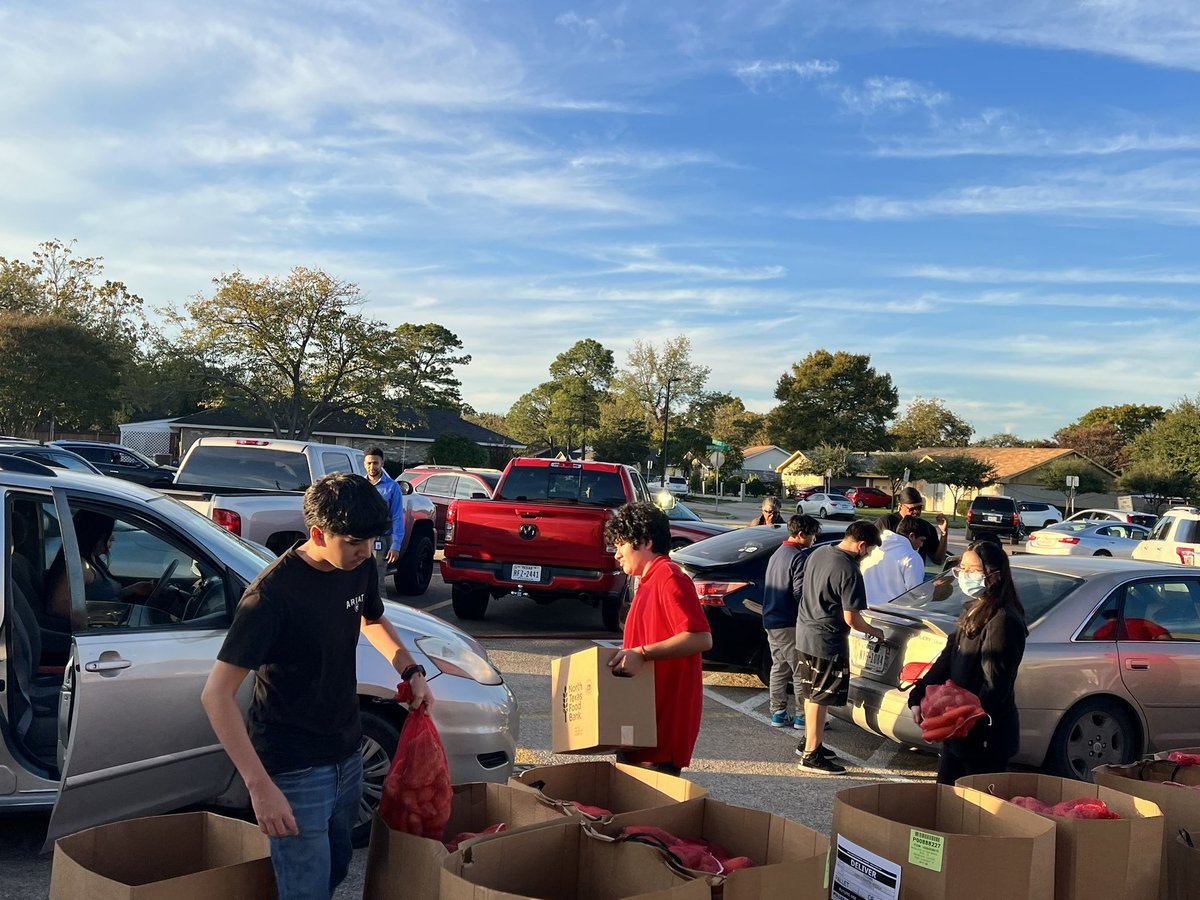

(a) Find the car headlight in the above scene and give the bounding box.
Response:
[416,635,503,685]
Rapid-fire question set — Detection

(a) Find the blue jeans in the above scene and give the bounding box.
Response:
[268,754,362,900]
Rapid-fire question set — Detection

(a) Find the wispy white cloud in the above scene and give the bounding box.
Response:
[839,76,949,115]
[555,11,625,53]
[732,58,840,88]
[903,264,1200,286]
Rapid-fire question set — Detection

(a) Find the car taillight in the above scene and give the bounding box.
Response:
[966,509,972,522]
[1013,512,1020,527]
[445,503,456,544]
[212,509,242,535]
[899,661,932,684]
[1057,537,1080,545]
[694,581,751,607]
[1177,547,1196,565]
[234,439,270,446]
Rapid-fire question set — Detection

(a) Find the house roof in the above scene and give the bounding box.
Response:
[169,406,524,448]
[742,444,789,459]
[911,446,1118,480]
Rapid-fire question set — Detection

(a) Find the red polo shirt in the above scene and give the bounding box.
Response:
[621,554,710,769]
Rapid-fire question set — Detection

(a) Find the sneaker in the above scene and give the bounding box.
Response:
[769,710,792,728]
[798,750,847,774]
[792,716,806,730]
[794,742,839,761]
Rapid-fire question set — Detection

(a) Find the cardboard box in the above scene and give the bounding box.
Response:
[513,761,707,824]
[441,820,710,899]
[957,771,1163,900]
[1168,830,1200,900]
[363,782,573,899]
[599,796,829,900]
[1094,760,1200,899]
[551,646,657,753]
[49,812,275,900]
[830,782,1056,900]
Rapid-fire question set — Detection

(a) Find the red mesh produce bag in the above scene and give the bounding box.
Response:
[1168,751,1200,766]
[379,682,452,839]
[1009,795,1121,820]
[919,680,986,742]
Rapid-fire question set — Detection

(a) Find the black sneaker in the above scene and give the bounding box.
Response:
[794,741,840,761]
[798,751,847,774]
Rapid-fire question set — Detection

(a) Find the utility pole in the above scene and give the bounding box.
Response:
[660,377,678,480]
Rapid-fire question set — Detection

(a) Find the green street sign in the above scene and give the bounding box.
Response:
[707,440,733,452]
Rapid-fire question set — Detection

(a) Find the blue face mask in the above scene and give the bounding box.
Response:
[957,571,986,597]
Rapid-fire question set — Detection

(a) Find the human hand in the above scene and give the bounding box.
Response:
[911,706,923,727]
[406,674,434,710]
[386,549,401,565]
[936,514,948,536]
[249,780,299,837]
[607,648,646,677]
[128,580,156,598]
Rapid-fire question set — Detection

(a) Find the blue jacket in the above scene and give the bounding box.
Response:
[373,470,406,553]
[761,541,812,629]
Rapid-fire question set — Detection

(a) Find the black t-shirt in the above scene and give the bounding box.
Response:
[218,546,384,773]
[795,544,867,659]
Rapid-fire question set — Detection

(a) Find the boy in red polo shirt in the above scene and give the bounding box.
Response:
[606,502,712,774]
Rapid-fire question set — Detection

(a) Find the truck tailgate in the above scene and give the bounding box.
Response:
[450,501,613,569]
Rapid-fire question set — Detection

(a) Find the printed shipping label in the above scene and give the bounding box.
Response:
[831,834,901,900]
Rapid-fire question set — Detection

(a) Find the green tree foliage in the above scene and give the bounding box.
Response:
[1077,403,1165,442]
[505,384,556,449]
[871,452,937,500]
[792,444,862,479]
[385,323,470,411]
[1126,398,1200,482]
[503,340,616,453]
[1119,468,1197,510]
[1035,458,1111,495]
[767,350,898,450]
[464,411,511,437]
[972,432,1055,448]
[888,397,974,451]
[1052,422,1125,472]
[591,405,653,466]
[177,267,392,439]
[0,314,124,434]
[928,454,997,517]
[611,336,710,466]
[425,432,488,467]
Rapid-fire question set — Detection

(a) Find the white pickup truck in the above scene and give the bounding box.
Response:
[166,437,437,595]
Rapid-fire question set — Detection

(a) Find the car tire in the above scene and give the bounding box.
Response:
[796,503,804,514]
[451,582,489,620]
[394,532,435,596]
[1044,696,1139,780]
[1010,529,1022,546]
[818,507,828,519]
[355,706,403,847]
[1043,519,1057,529]
[1093,550,1112,557]
[855,500,865,508]
[964,527,974,541]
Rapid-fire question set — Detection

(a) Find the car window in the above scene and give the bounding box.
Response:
[321,451,354,474]
[455,477,484,499]
[1178,520,1200,544]
[113,450,146,468]
[41,451,96,473]
[422,474,458,495]
[497,465,627,506]
[1081,579,1200,641]
[178,445,310,490]
[666,503,702,522]
[1147,515,1175,541]
[628,468,652,503]
[72,446,110,464]
[888,566,1082,626]
[971,497,1016,512]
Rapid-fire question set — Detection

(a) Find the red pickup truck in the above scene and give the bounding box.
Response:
[439,458,654,630]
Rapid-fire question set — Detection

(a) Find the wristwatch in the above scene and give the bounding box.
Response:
[400,663,426,682]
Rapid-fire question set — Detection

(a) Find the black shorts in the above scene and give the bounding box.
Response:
[798,652,850,706]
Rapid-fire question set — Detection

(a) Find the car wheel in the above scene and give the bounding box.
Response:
[393,532,435,596]
[818,507,828,519]
[796,503,804,514]
[451,582,489,620]
[964,527,974,541]
[1044,697,1139,780]
[1093,550,1112,557]
[355,707,403,847]
[1043,520,1057,529]
[855,500,865,508]
[1010,529,1022,546]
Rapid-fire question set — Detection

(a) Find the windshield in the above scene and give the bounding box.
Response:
[666,502,702,522]
[496,464,626,506]
[888,566,1083,626]
[151,494,275,571]
[178,445,310,490]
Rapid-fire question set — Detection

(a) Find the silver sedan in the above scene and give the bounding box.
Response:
[1025,521,1150,559]
[834,556,1200,780]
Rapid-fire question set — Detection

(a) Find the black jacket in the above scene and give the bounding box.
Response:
[908,602,1028,759]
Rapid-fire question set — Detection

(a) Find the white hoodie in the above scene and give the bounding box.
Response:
[860,530,924,604]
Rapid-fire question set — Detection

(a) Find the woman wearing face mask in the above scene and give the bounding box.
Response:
[907,541,1028,784]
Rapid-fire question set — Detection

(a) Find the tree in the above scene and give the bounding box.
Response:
[871,453,937,500]
[1035,458,1110,496]
[888,397,974,450]
[1077,404,1165,442]
[1119,468,1197,511]
[464,411,511,437]
[792,444,862,480]
[611,336,710,470]
[972,432,1053,448]
[0,313,124,434]
[425,432,488,467]
[591,406,653,466]
[767,350,898,450]
[505,384,556,450]
[177,267,391,439]
[928,454,997,517]
[1052,422,1126,472]
[384,323,471,410]
[1126,398,1200,482]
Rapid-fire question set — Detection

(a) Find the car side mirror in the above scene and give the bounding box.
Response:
[400,481,413,495]
[655,490,677,510]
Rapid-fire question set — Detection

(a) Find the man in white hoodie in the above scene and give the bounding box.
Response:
[861,513,926,604]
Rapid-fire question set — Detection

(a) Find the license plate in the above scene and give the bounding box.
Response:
[851,639,893,676]
[985,514,1001,523]
[510,564,542,582]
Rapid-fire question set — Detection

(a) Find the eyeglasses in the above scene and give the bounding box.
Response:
[902,503,925,511]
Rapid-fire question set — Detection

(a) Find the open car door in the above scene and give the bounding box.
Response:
[44,489,240,846]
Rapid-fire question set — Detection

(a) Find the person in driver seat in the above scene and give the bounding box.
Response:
[46,510,154,618]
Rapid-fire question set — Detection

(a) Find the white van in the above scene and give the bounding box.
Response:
[648,475,688,496]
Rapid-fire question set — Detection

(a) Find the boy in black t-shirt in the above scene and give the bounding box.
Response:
[202,473,433,900]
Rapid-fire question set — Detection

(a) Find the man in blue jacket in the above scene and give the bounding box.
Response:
[364,447,405,569]
[762,514,821,728]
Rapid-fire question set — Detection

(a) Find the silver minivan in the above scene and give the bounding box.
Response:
[0,461,517,846]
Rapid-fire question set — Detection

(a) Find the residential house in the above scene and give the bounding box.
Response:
[738,445,792,486]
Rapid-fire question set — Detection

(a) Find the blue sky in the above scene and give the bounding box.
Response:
[3,1,1199,440]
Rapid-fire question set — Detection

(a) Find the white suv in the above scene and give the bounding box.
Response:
[1132,506,1200,566]
[1017,501,1062,531]
[649,475,688,496]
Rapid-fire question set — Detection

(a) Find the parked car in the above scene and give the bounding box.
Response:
[50,440,178,486]
[1068,508,1160,529]
[665,523,848,684]
[169,437,437,594]
[647,475,689,497]
[964,495,1022,544]
[400,467,502,547]
[796,492,855,519]
[1026,521,1150,558]
[843,486,892,509]
[0,442,102,475]
[1133,506,1200,566]
[835,555,1200,779]
[0,463,517,846]
[663,500,735,549]
[787,485,825,501]
[1018,501,1063,530]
